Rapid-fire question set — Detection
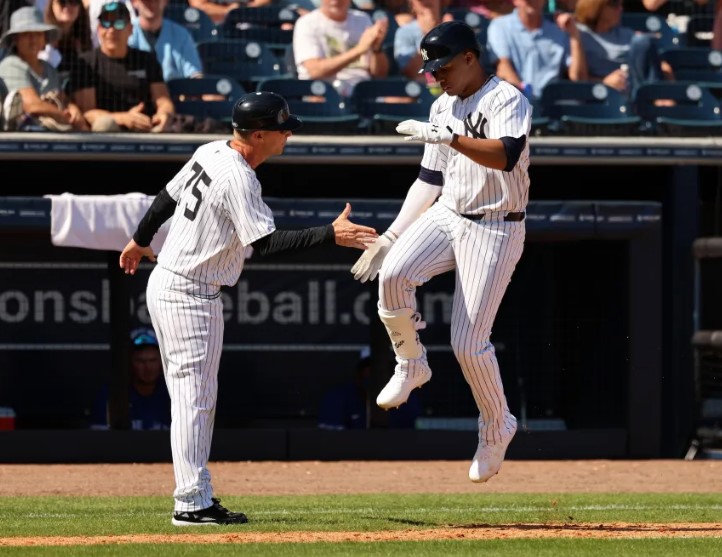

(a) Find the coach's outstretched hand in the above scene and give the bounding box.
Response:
[350,231,396,283]
[332,203,378,250]
[119,238,156,275]
[396,119,455,145]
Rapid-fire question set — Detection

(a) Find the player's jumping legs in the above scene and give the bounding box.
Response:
[377,209,456,409]
[147,267,224,513]
[450,215,525,482]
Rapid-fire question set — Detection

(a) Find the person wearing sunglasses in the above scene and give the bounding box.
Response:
[89,327,171,431]
[41,0,93,84]
[68,1,175,132]
[86,0,135,47]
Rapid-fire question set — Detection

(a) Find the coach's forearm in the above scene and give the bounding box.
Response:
[251,225,335,256]
[133,188,176,247]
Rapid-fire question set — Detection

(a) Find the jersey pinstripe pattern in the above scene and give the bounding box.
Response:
[422,76,531,215]
[379,78,530,445]
[146,139,275,513]
[159,139,275,287]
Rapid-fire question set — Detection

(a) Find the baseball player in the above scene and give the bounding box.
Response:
[119,91,377,526]
[351,21,531,484]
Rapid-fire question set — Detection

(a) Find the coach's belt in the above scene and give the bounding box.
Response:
[462,211,526,222]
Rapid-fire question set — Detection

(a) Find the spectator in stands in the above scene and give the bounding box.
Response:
[187,0,242,25]
[318,349,422,430]
[128,0,203,81]
[89,327,171,431]
[486,0,588,101]
[293,0,390,98]
[69,1,175,132]
[453,0,514,19]
[714,0,722,50]
[574,0,673,99]
[41,0,93,85]
[394,0,453,84]
[0,6,89,131]
[86,0,135,47]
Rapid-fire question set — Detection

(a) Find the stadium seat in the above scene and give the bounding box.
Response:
[445,7,490,37]
[255,78,361,134]
[633,82,722,136]
[621,12,684,51]
[164,4,218,43]
[167,74,246,125]
[685,14,715,47]
[537,80,641,136]
[660,47,722,83]
[197,39,289,92]
[349,78,435,134]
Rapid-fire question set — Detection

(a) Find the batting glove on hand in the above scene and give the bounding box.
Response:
[396,120,455,145]
[350,231,396,283]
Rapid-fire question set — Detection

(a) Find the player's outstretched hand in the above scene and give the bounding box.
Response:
[332,203,378,249]
[396,120,455,145]
[350,231,395,283]
[119,238,156,275]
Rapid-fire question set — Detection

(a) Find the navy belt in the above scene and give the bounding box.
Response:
[462,211,526,222]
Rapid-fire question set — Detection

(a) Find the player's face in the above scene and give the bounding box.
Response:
[432,51,474,97]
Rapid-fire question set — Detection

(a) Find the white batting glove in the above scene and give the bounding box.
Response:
[350,231,396,283]
[396,120,455,145]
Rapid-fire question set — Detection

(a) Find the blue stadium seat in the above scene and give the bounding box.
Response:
[621,12,684,51]
[661,47,722,83]
[685,14,715,48]
[445,7,490,37]
[197,39,289,91]
[537,80,641,136]
[167,74,246,124]
[255,78,361,134]
[164,4,218,44]
[633,82,722,136]
[349,78,435,134]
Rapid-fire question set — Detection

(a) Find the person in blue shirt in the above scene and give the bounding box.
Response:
[318,350,422,430]
[90,326,171,431]
[486,0,588,101]
[127,0,203,81]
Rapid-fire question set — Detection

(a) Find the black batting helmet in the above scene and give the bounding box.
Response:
[232,91,302,132]
[419,21,480,74]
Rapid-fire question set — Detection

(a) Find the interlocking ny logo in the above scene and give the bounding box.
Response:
[464,113,487,139]
[421,48,428,61]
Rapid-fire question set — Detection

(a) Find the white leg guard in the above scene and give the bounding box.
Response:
[378,307,424,360]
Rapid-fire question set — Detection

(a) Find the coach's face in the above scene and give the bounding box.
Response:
[258,129,293,158]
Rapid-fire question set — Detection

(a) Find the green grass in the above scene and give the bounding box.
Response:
[1,493,721,556]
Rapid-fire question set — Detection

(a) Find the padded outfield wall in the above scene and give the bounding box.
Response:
[0,134,720,462]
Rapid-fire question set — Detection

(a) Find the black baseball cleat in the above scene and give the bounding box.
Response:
[172,498,248,526]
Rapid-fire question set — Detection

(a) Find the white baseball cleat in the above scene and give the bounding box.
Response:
[468,420,517,483]
[376,363,432,409]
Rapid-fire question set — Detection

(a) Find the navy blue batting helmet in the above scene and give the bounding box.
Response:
[419,21,480,74]
[232,91,302,132]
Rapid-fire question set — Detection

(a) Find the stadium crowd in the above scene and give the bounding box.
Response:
[0,0,720,134]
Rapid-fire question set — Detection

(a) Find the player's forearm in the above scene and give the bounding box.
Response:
[450,136,509,171]
[388,179,441,237]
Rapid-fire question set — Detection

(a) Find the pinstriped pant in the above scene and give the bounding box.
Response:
[147,265,223,513]
[378,202,525,444]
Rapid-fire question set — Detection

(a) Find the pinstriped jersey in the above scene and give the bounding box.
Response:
[157,140,275,287]
[421,76,532,215]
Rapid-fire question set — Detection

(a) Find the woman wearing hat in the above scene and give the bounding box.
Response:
[0,6,89,131]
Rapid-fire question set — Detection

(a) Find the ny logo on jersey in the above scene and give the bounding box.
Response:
[464,113,487,139]
[421,48,429,62]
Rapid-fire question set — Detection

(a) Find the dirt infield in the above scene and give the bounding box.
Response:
[2,459,722,496]
[2,460,722,546]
